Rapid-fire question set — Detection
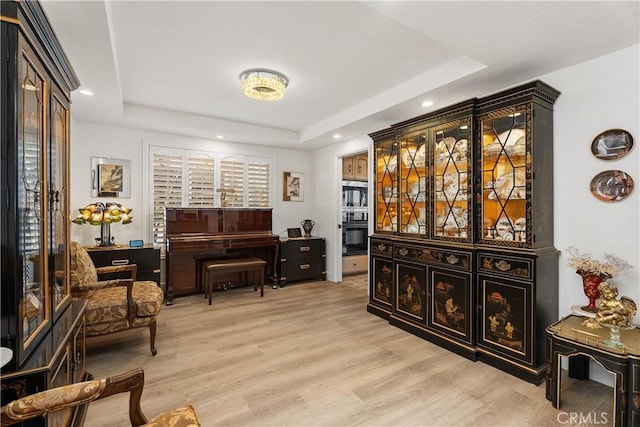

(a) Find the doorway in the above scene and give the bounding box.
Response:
[339,152,369,284]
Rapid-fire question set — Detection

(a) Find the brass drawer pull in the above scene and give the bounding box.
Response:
[111,259,130,266]
[299,246,311,252]
[299,264,311,270]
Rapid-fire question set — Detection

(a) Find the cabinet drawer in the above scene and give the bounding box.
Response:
[281,238,325,259]
[88,246,160,283]
[281,258,324,282]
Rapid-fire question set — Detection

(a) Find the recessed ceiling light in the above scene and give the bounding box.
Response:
[421,100,434,107]
[333,134,341,139]
[216,135,224,139]
[79,89,94,96]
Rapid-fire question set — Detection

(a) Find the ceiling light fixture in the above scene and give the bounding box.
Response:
[333,134,341,139]
[421,100,434,108]
[239,68,289,102]
[79,89,94,96]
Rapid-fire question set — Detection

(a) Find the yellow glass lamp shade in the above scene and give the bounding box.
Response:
[72,202,133,246]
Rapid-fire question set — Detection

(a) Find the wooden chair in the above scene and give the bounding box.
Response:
[70,242,164,355]
[0,368,200,426]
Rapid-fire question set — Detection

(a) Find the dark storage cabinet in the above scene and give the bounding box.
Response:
[87,245,161,284]
[279,238,326,286]
[368,81,560,384]
[1,4,89,424]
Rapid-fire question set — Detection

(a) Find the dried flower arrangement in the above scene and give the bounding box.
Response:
[566,246,633,278]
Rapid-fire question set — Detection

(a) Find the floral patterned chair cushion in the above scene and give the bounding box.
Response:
[144,405,201,427]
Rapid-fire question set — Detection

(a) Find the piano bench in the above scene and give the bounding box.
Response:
[202,257,267,305]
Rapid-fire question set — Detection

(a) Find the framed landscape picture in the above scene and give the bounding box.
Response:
[91,157,131,198]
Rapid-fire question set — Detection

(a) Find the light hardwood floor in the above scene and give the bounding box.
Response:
[83,280,611,426]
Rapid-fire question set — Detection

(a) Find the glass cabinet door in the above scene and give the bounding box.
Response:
[479,107,529,245]
[49,86,71,317]
[18,38,50,350]
[398,131,427,234]
[432,120,471,240]
[374,139,398,233]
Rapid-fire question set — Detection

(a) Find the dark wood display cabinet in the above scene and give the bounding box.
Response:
[279,237,326,286]
[86,245,161,286]
[1,301,88,427]
[1,3,89,425]
[368,81,560,384]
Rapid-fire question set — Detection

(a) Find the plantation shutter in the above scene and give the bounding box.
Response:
[187,153,215,206]
[152,150,184,245]
[247,158,271,207]
[220,156,245,207]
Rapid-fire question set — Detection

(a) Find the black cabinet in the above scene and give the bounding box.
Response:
[279,238,326,286]
[86,245,161,284]
[1,0,79,370]
[1,300,88,427]
[368,81,560,384]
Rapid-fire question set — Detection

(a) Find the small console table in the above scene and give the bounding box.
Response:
[545,315,640,427]
[279,237,326,287]
[86,244,161,289]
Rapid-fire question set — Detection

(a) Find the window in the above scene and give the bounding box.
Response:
[148,146,272,245]
[151,149,184,245]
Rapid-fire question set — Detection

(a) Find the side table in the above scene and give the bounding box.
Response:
[279,237,326,287]
[86,244,162,292]
[545,315,640,427]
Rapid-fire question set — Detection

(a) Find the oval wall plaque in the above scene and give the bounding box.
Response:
[589,170,634,202]
[591,129,633,160]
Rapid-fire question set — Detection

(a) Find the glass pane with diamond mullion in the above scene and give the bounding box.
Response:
[375,140,398,232]
[399,133,426,234]
[49,92,70,313]
[480,108,528,243]
[18,49,49,347]
[433,121,471,239]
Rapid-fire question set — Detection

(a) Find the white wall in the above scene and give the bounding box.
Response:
[70,122,314,246]
[541,45,639,321]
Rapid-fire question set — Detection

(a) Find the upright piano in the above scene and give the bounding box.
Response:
[165,208,279,303]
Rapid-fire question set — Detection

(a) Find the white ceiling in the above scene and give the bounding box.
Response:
[41,1,639,151]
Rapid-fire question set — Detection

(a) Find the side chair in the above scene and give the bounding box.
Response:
[0,368,200,426]
[70,242,164,355]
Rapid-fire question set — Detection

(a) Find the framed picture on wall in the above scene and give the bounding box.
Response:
[91,157,131,198]
[283,171,304,202]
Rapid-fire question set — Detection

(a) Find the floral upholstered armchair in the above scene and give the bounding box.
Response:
[0,368,200,426]
[70,242,163,355]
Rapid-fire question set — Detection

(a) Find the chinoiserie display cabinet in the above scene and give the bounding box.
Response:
[367,237,393,319]
[1,2,88,425]
[368,81,560,384]
[372,128,398,234]
[473,81,560,383]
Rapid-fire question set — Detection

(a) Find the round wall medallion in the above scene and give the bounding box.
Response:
[590,170,634,202]
[591,129,633,160]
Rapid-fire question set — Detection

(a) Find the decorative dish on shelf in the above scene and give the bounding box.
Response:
[402,146,426,168]
[484,129,525,157]
[487,169,526,200]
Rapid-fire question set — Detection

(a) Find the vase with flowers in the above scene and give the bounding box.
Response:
[72,202,132,246]
[566,246,632,312]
